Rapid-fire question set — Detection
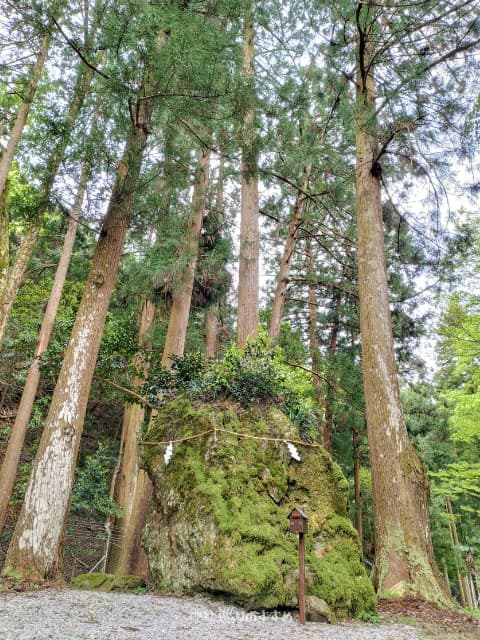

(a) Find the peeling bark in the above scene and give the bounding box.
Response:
[0,159,89,537]
[4,76,157,579]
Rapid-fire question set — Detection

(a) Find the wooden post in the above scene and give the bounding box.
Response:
[299,531,305,624]
[288,507,308,625]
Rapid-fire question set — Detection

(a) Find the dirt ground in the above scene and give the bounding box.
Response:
[378,597,480,639]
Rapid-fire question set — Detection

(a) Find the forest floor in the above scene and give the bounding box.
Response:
[0,582,479,640]
[377,598,480,639]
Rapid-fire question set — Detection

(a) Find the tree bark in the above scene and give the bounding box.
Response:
[106,298,155,577]
[323,290,341,455]
[0,31,51,200]
[353,424,363,549]
[0,188,8,289]
[236,1,259,348]
[446,497,469,606]
[162,147,210,367]
[0,158,89,537]
[269,165,311,342]
[204,155,226,360]
[0,30,51,296]
[4,78,157,580]
[305,238,324,444]
[355,2,449,604]
[0,59,96,349]
[205,303,219,359]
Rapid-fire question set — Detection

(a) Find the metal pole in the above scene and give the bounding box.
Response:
[299,531,305,624]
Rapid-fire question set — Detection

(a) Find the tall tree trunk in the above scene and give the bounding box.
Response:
[0,59,95,349]
[355,2,449,604]
[4,79,157,580]
[305,238,323,444]
[0,158,89,537]
[446,497,469,607]
[353,424,363,549]
[204,155,225,360]
[0,30,51,293]
[106,298,155,576]
[162,147,210,367]
[323,290,341,455]
[0,188,8,288]
[236,1,259,348]
[269,165,311,342]
[205,304,219,359]
[0,32,51,199]
[0,223,40,346]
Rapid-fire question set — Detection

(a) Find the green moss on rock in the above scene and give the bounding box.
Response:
[141,398,375,617]
[70,573,145,592]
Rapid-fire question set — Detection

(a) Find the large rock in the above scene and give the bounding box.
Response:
[141,398,375,617]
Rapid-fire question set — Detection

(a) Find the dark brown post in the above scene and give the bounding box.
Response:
[299,531,306,624]
[288,507,308,625]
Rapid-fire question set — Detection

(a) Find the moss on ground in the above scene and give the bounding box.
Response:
[141,398,375,617]
[70,572,145,592]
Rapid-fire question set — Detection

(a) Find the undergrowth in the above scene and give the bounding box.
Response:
[142,332,321,439]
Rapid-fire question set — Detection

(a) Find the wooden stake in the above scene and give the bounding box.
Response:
[299,531,305,624]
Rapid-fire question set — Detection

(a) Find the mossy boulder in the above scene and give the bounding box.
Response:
[70,572,145,592]
[141,398,376,618]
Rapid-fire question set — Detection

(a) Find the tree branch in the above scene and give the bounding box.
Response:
[51,15,110,81]
[94,376,157,410]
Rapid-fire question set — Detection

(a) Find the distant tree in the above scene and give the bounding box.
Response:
[237,0,259,347]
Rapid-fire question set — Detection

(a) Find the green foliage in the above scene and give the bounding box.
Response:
[70,443,121,520]
[430,463,480,507]
[438,293,480,444]
[143,333,320,438]
[203,333,283,407]
[5,163,41,230]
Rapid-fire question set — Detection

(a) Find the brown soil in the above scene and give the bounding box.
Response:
[378,597,480,639]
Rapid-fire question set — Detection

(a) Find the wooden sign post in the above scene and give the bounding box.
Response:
[288,507,308,624]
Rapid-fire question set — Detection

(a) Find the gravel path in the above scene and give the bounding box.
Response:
[0,589,423,640]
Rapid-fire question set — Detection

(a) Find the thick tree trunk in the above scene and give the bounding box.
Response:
[355,4,449,604]
[0,32,51,199]
[269,166,311,342]
[107,298,155,576]
[0,159,89,537]
[236,2,259,348]
[0,60,95,349]
[4,82,156,580]
[162,147,210,367]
